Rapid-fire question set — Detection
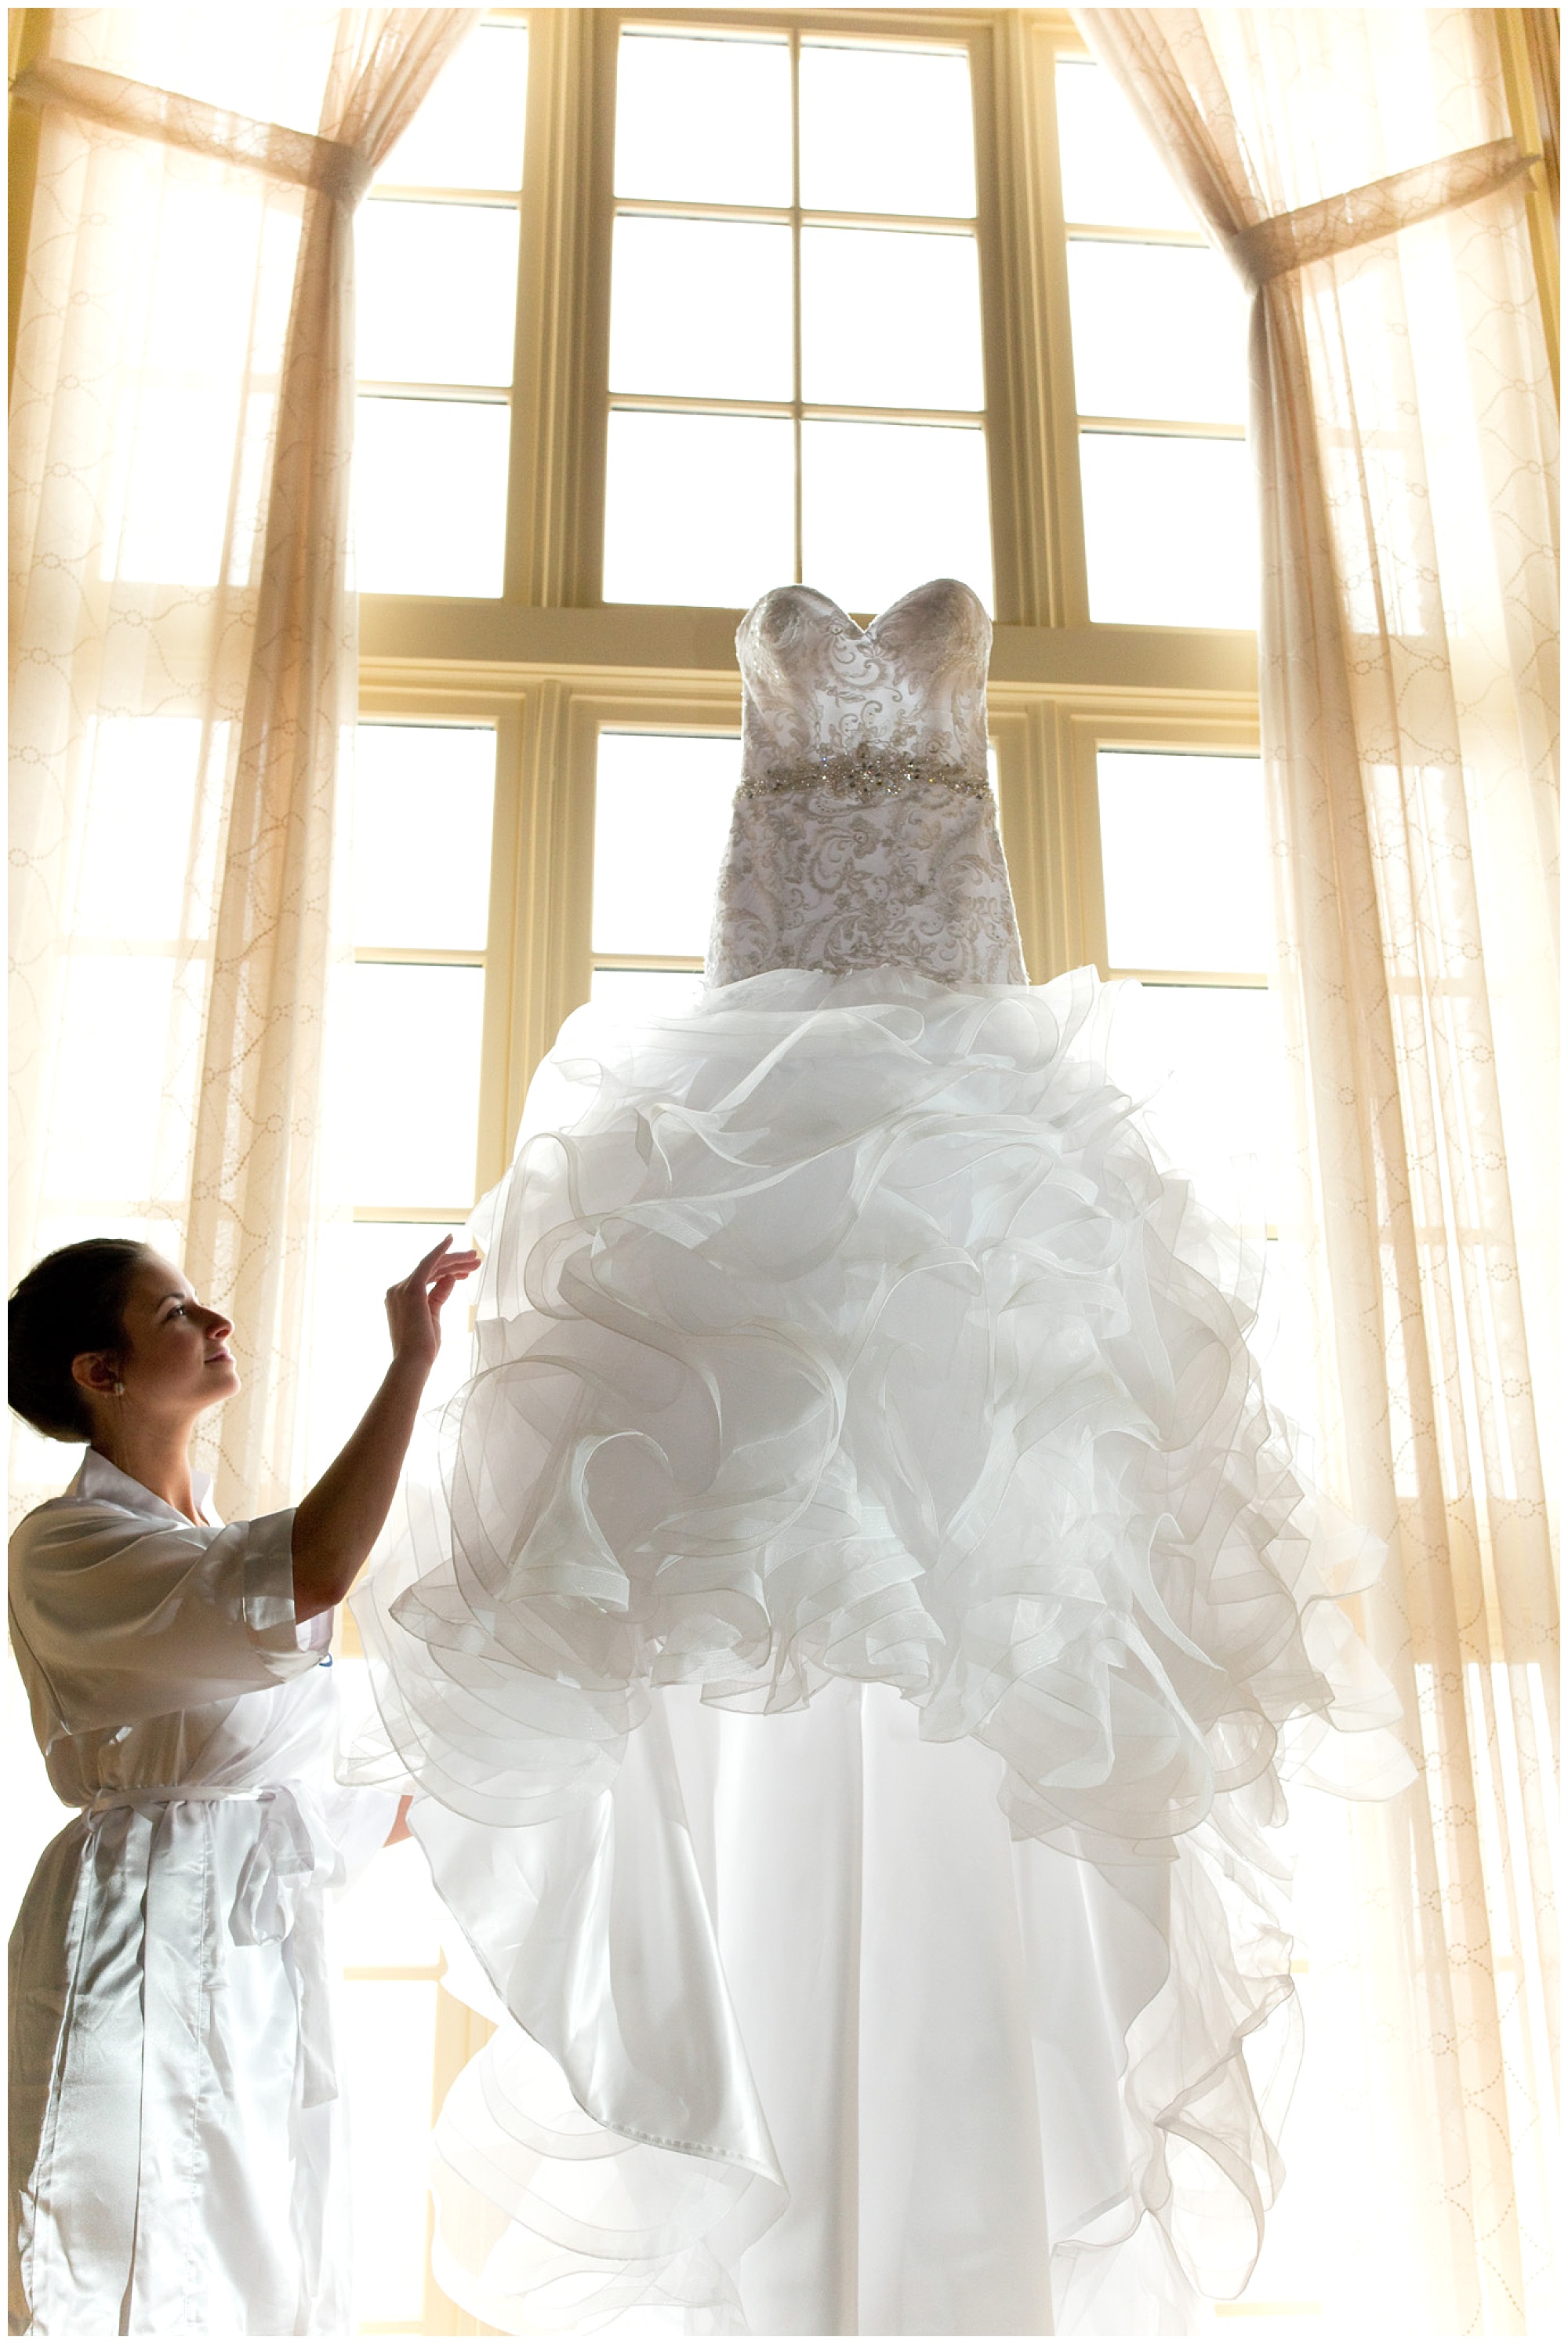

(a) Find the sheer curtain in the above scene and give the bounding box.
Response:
[8,6,477,1527]
[1073,9,1559,2331]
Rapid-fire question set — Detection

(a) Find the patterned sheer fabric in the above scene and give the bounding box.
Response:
[708,581,1027,987]
[7,9,477,1531]
[1075,10,1559,2332]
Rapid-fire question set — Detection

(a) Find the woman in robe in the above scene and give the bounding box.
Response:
[7,1230,478,2338]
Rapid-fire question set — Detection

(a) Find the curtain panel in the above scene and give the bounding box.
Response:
[8,7,478,1522]
[1072,9,1559,2332]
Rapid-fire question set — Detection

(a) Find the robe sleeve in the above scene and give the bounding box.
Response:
[9,1499,325,1739]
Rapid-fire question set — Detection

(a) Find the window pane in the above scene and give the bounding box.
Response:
[1097,752,1270,972]
[800,43,975,216]
[801,227,984,410]
[374,20,528,191]
[593,733,739,957]
[357,201,518,387]
[610,217,792,401]
[350,965,484,1205]
[801,420,992,618]
[1106,983,1286,1222]
[353,398,508,596]
[335,1832,446,1970]
[341,1980,439,2327]
[354,723,495,950]
[1069,240,1246,424]
[1079,433,1256,628]
[306,1219,476,1478]
[615,31,791,206]
[590,968,707,1019]
[603,411,793,608]
[1056,58,1196,230]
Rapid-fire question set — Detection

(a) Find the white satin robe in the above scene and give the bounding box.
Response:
[7,1450,397,2337]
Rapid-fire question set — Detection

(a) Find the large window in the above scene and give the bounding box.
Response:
[349,9,1266,638]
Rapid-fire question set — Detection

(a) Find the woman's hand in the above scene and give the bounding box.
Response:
[385,1236,481,1374]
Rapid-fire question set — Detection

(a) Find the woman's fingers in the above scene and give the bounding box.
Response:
[431,1256,480,1301]
[412,1242,478,1277]
[426,1251,480,1288]
[387,1242,480,1300]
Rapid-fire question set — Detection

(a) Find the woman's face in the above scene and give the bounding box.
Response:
[75,1251,241,1424]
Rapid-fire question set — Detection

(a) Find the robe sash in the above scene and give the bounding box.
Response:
[84,1781,339,2109]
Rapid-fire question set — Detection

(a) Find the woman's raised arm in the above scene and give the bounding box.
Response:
[291,1237,479,1620]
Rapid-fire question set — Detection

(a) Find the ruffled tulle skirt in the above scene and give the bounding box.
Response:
[350,965,1410,2335]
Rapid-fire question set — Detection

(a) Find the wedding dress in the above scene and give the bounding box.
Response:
[352,579,1410,2337]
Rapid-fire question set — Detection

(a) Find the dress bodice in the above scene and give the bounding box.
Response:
[707,579,1026,987]
[736,578,993,794]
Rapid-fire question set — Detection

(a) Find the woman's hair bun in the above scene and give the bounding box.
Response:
[8,1239,147,1442]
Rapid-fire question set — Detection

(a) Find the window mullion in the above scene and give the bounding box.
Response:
[790,27,804,585]
[613,193,975,232]
[1065,219,1210,248]
[358,381,510,405]
[504,4,612,607]
[609,391,983,427]
[1079,413,1247,442]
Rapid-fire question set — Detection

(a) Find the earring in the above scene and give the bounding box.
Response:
[112,1381,125,1395]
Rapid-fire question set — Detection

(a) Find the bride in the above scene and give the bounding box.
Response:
[352,577,1410,2337]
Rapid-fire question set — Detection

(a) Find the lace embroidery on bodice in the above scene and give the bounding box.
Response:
[706,580,1027,987]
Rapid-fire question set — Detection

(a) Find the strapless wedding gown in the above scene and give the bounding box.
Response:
[352,580,1408,2337]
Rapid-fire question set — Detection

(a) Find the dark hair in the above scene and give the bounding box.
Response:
[8,1240,149,1442]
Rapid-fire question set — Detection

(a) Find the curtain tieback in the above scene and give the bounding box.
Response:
[10,57,374,207]
[1224,135,1539,289]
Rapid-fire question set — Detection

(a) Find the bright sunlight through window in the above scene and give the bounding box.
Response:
[590,730,740,1016]
[1056,59,1256,628]
[603,28,993,616]
[1097,750,1283,1229]
[352,20,528,596]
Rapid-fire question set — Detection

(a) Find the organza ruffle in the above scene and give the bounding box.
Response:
[351,964,1410,2333]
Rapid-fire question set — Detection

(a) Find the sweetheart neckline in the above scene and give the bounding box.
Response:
[745,576,986,645]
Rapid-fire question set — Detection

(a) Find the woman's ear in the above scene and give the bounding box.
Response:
[71,1350,124,1401]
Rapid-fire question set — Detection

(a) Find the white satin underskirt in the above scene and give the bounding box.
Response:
[350,965,1411,2335]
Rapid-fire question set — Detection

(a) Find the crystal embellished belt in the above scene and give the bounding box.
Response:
[738,747,991,804]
